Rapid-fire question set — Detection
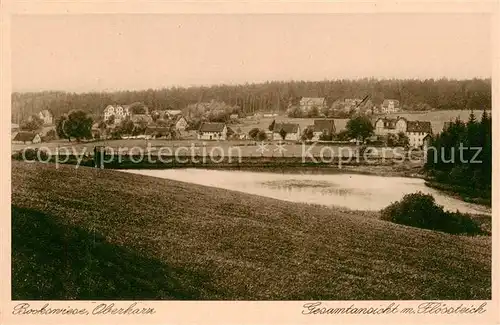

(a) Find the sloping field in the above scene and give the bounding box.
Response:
[11,161,491,300]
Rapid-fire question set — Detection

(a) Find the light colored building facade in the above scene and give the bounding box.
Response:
[406,121,432,148]
[374,117,432,148]
[103,105,131,124]
[175,116,188,131]
[38,110,53,125]
[374,117,407,136]
[198,122,227,140]
[299,97,326,113]
[380,99,401,113]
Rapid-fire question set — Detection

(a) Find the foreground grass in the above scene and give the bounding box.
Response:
[11,161,491,300]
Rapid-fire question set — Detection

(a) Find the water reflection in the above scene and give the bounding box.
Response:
[122,169,490,215]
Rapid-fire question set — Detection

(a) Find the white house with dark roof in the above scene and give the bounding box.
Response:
[13,132,41,144]
[374,117,407,136]
[380,99,401,113]
[406,121,432,148]
[38,110,54,125]
[174,115,188,131]
[272,122,301,141]
[374,116,432,147]
[103,104,131,124]
[198,122,227,140]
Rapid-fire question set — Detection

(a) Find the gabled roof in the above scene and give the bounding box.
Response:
[199,122,226,132]
[166,110,182,116]
[407,121,432,133]
[174,115,187,122]
[313,119,336,133]
[273,122,300,133]
[13,132,39,142]
[375,117,398,129]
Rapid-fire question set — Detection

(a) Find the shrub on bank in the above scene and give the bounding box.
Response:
[380,192,484,235]
[12,148,49,162]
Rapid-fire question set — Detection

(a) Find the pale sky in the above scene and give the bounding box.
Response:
[12,13,492,92]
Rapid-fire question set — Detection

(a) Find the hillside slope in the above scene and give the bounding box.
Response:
[11,161,491,300]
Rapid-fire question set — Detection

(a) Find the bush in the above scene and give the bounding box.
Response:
[12,148,50,162]
[380,192,484,235]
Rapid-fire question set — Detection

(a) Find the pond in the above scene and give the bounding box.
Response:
[122,169,491,215]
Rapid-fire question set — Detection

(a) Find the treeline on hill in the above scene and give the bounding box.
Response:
[11,78,491,122]
[425,110,492,196]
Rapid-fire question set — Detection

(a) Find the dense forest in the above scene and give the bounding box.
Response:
[425,110,492,194]
[11,78,491,123]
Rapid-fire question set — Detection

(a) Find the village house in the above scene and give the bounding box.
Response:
[38,110,54,125]
[406,121,432,148]
[312,119,336,141]
[198,122,227,140]
[374,117,407,136]
[103,104,131,124]
[380,99,401,114]
[272,122,301,141]
[374,117,432,148]
[299,97,326,113]
[13,132,42,144]
[174,115,188,131]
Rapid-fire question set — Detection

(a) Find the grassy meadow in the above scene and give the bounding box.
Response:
[11,161,491,300]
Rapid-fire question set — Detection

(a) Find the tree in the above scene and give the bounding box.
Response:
[345,116,374,141]
[387,133,398,147]
[248,128,260,140]
[256,130,267,141]
[62,110,93,141]
[56,115,70,140]
[128,102,148,115]
[151,111,161,122]
[106,114,115,125]
[98,120,107,130]
[279,128,287,140]
[301,126,314,141]
[118,118,135,135]
[286,105,302,118]
[307,106,319,118]
[397,132,409,147]
[20,114,44,131]
[268,119,276,131]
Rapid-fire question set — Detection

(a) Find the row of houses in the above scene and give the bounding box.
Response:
[374,117,432,147]
[297,97,402,114]
[197,119,336,142]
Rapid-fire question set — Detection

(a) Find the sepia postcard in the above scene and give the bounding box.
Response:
[1,0,499,324]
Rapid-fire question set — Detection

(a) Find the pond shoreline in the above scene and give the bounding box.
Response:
[424,181,491,207]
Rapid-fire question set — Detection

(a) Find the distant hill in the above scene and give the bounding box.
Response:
[11,78,491,123]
